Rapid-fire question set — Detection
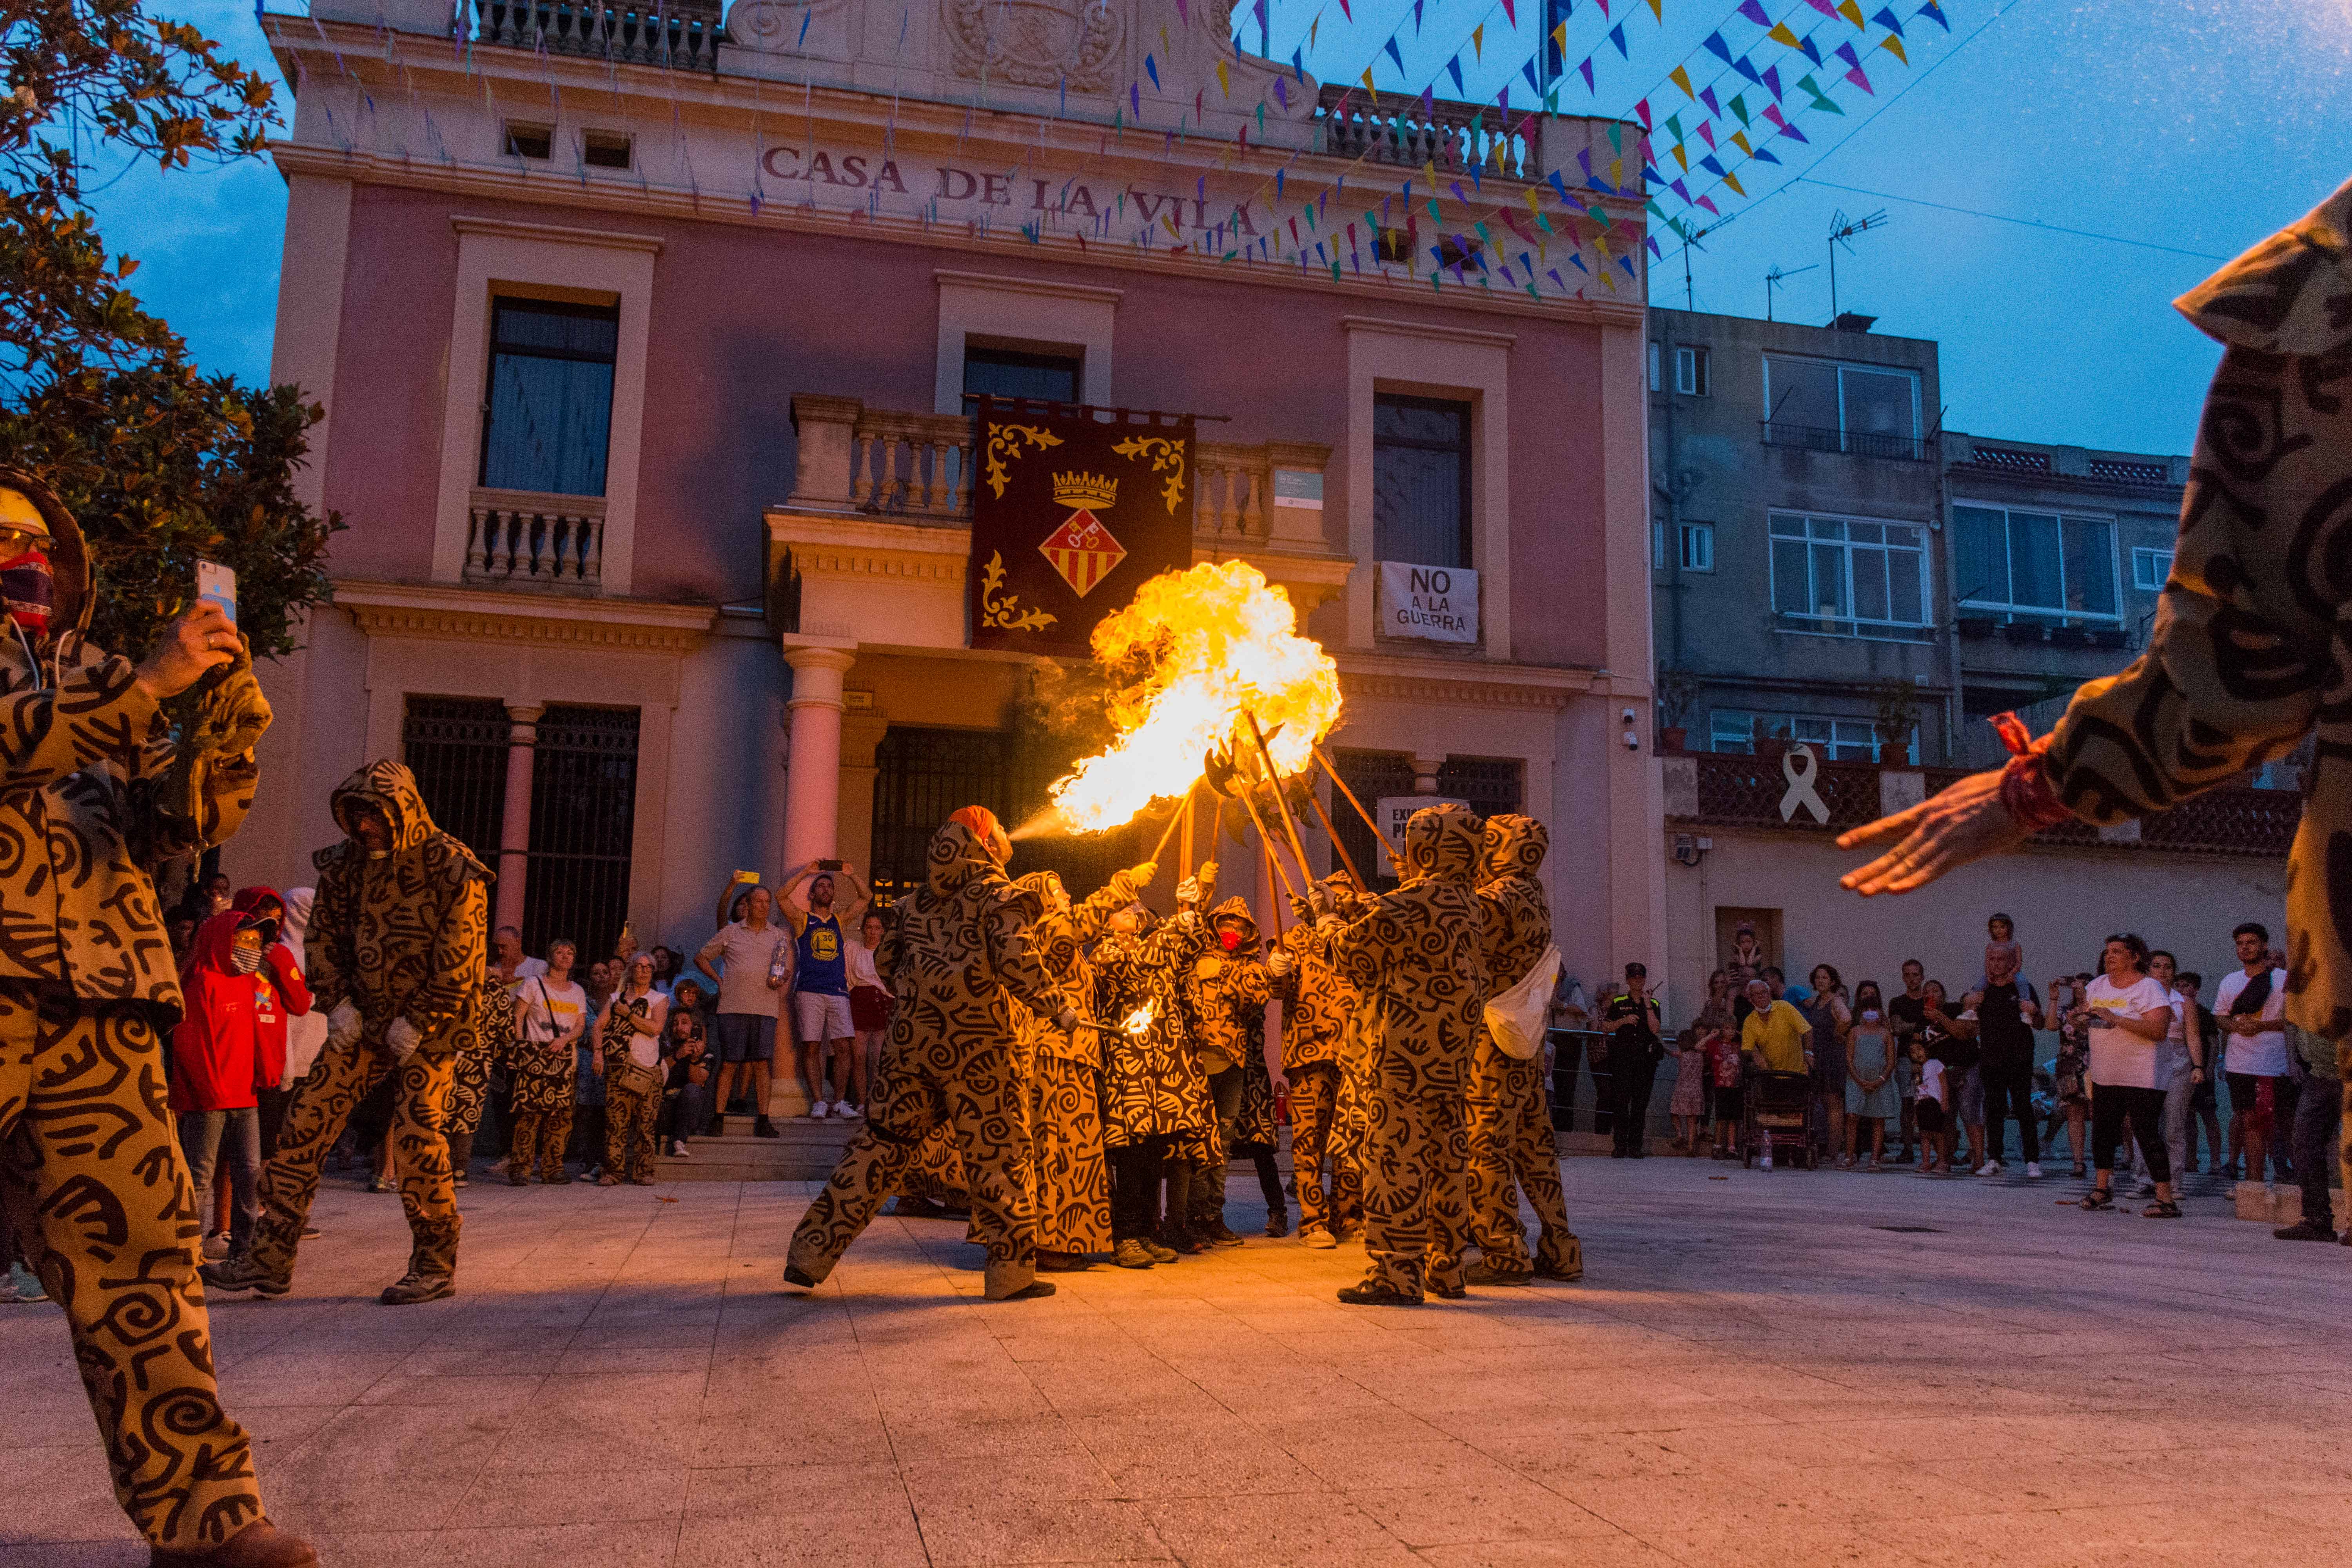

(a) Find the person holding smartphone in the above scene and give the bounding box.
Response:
[777,859,870,1118]
[2075,934,2180,1217]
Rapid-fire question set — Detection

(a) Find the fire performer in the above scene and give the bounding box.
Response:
[1186,897,1287,1241]
[0,468,313,1566]
[1328,804,1489,1305]
[207,762,492,1307]
[785,807,1074,1301]
[1461,815,1582,1285]
[1016,860,1157,1269]
[1094,870,1220,1261]
[1270,875,1365,1248]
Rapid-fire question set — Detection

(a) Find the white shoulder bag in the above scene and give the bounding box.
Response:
[1485,945,1563,1061]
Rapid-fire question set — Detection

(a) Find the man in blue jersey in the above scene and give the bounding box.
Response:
[779,860,870,1117]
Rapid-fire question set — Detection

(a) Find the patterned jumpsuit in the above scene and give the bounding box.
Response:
[1274,884,1365,1241]
[1017,866,1147,1258]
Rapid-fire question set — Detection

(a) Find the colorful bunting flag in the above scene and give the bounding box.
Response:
[1768,20,1799,44]
[1670,64,1695,98]
[1737,0,1769,20]
[1917,0,1950,31]
[1700,84,1721,115]
[1448,54,1465,91]
[1846,65,1873,91]
[1872,5,1904,32]
[1145,53,1160,88]
[1383,34,1404,72]
[1578,56,1596,89]
[1703,29,1732,62]
[1608,22,1627,57]
[1882,35,1908,63]
[1838,0,1866,27]
[1472,23,1485,57]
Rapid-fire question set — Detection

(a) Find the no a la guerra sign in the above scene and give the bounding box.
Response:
[1378,562,1479,644]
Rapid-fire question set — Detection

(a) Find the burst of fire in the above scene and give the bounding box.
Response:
[1123,1002,1156,1037]
[1049,560,1342,833]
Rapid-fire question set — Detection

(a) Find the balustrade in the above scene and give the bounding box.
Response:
[465,490,606,588]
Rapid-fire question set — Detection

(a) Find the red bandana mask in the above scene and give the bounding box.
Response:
[1,547,52,635]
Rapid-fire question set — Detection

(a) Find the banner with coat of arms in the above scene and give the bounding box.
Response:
[967,402,1196,657]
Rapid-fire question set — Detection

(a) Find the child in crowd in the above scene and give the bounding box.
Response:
[1669,1026,1711,1153]
[1978,913,2024,993]
[1911,1037,1953,1175]
[1708,1023,1745,1157]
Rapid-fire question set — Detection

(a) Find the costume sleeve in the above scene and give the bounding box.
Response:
[408,855,489,1028]
[984,885,1067,1019]
[1069,871,1139,944]
[2038,345,2329,821]
[0,648,162,792]
[1232,955,1273,1011]
[1328,896,1403,989]
[1273,924,1312,1005]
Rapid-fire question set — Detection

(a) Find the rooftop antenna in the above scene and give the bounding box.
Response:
[1826,208,1888,323]
[1678,221,1717,312]
[1765,261,1818,323]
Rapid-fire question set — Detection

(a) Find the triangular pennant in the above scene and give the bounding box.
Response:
[1702,29,1733,63]
[1881,35,1908,63]
[1845,64,1873,92]
[1523,59,1541,93]
[1697,121,1715,149]
[1916,0,1950,31]
[1670,143,1688,171]
[1664,112,1685,140]
[1872,5,1904,33]
[1383,34,1404,72]
[1448,54,1465,92]
[1838,0,1866,27]
[1472,23,1485,57]
[1799,33,1822,63]
[1728,92,1750,123]
[1722,171,1746,196]
[1501,0,1516,22]
[1768,20,1800,45]
[1578,56,1596,89]
[1146,53,1160,88]
[1762,63,1783,98]
[1608,22,1627,57]
[1670,65,1695,98]
[1737,0,1769,20]
[1700,84,1721,114]
[1834,40,1860,65]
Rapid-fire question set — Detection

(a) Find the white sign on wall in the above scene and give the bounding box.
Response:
[1377,562,1479,643]
[1376,796,1472,849]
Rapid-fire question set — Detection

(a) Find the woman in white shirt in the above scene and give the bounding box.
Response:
[2071,933,2180,1217]
[592,953,670,1184]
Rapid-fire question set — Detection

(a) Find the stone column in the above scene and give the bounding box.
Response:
[1412,750,1448,796]
[781,638,858,872]
[495,702,544,937]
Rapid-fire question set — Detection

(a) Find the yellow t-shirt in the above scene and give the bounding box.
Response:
[1741,1000,1811,1073]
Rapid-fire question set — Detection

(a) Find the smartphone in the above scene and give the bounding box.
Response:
[196,559,237,626]
[817,858,845,873]
[731,870,760,885]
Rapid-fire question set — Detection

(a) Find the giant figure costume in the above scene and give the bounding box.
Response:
[1185,895,1281,1238]
[786,808,1069,1300]
[212,762,492,1305]
[0,467,306,1563]
[1461,815,1580,1283]
[1329,804,1488,1304]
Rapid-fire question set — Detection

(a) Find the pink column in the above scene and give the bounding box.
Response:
[781,640,857,871]
[494,701,544,936]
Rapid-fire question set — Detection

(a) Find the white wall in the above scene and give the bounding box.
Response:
[1662,826,2288,1027]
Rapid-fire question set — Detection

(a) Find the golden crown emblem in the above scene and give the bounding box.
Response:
[1051,470,1118,510]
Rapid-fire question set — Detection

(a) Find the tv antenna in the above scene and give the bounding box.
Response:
[1826,208,1888,322]
[1765,261,1818,323]
[1676,221,1718,312]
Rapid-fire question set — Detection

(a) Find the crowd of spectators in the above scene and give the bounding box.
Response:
[1550,914,2344,1241]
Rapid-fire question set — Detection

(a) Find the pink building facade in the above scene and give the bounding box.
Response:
[238,0,1665,1040]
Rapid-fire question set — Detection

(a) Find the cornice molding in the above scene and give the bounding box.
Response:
[935,269,1123,306]
[266,142,1650,331]
[1338,661,1586,712]
[450,214,665,254]
[1341,315,1519,349]
[334,579,716,651]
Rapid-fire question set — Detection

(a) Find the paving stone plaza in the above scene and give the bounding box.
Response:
[5,1161,2348,1567]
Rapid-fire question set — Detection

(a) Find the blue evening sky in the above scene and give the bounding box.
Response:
[103,0,2349,457]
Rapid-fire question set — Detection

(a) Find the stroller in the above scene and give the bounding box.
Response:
[1742,1068,1816,1169]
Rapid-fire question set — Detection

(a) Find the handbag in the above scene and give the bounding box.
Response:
[1485,945,1563,1061]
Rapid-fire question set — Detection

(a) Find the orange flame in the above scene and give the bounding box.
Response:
[1049,560,1341,833]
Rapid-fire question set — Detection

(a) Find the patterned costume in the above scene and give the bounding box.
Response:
[1463,815,1580,1281]
[1330,804,1488,1302]
[503,975,575,1182]
[1017,866,1146,1258]
[600,993,665,1184]
[1093,916,1215,1149]
[235,762,490,1298]
[0,468,272,1553]
[900,1124,974,1210]
[787,815,1069,1299]
[1275,884,1365,1241]
[441,975,506,1172]
[2022,177,2352,1188]
[1185,895,1280,1234]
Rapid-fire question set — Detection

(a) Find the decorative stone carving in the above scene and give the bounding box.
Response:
[943,0,1122,91]
[726,0,846,54]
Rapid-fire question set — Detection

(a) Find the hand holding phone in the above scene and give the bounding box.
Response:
[196,560,237,627]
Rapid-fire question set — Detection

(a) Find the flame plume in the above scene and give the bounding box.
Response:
[1049,560,1341,833]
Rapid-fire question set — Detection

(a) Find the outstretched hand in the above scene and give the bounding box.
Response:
[1835,769,2031,897]
[136,603,241,702]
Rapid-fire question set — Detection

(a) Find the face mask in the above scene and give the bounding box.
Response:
[1,548,52,635]
[1862,1010,1880,1022]
[230,935,265,975]
[1219,929,1243,952]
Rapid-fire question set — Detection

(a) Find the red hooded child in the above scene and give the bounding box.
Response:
[230,885,310,1091]
[170,894,312,1113]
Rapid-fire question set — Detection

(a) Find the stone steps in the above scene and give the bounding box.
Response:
[655,1118,860,1181]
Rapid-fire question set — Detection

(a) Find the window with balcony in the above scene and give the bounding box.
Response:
[1710,709,1895,762]
[962,344,1082,405]
[1760,353,1924,460]
[2132,545,2174,592]
[478,296,619,497]
[1767,511,1931,641]
[1954,504,2120,624]
[1674,345,1710,397]
[1374,393,1472,569]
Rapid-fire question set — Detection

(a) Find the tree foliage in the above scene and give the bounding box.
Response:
[0,0,338,660]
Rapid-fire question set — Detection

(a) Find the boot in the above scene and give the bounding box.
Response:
[1337,1281,1422,1307]
[149,1520,319,1568]
[1112,1238,1156,1269]
[1263,1209,1289,1239]
[1036,1250,1094,1272]
[378,1272,455,1306]
[1202,1219,1245,1248]
[506,1167,528,1187]
[200,1255,290,1299]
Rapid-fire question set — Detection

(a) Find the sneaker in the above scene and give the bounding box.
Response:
[837,1102,862,1120]
[2025,1162,2043,1180]
[2272,1219,2336,1243]
[1978,1161,2003,1178]
[1113,1238,1156,1269]
[670,1140,691,1158]
[201,1254,290,1298]
[1837,1155,1855,1170]
[1864,1155,1879,1172]
[378,1272,456,1306]
[452,1171,469,1189]
[1203,1220,1245,1248]
[1265,1211,1289,1239]
[1142,1239,1180,1263]
[1301,1228,1337,1250]
[809,1101,829,1120]
[202,1231,230,1261]
[0,1261,46,1303]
